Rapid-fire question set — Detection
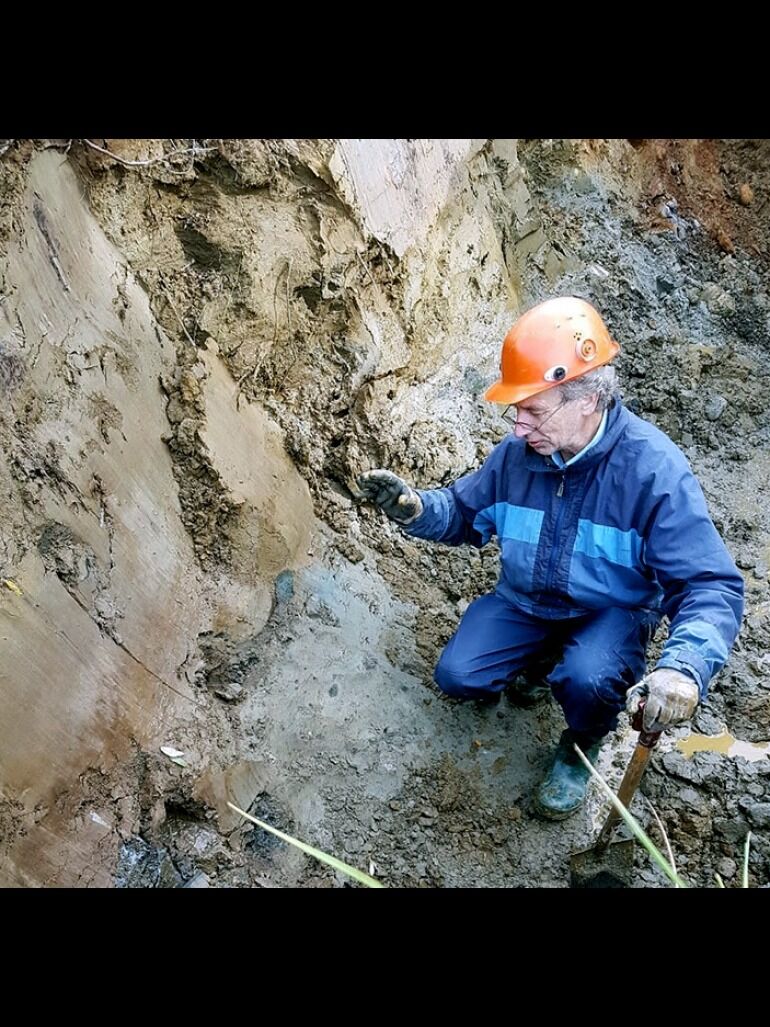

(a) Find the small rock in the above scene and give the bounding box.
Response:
[183,871,210,888]
[213,681,243,702]
[717,857,737,879]
[738,183,754,206]
[678,787,707,813]
[693,709,725,735]
[587,263,610,279]
[745,803,770,829]
[704,395,727,421]
[714,817,751,843]
[339,540,365,563]
[656,276,676,296]
[700,283,735,315]
[661,750,719,785]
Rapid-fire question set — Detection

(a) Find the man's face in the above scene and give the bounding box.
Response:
[505,389,599,456]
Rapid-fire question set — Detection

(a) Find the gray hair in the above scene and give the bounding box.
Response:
[555,364,621,412]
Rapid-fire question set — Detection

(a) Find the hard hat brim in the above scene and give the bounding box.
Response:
[484,339,620,406]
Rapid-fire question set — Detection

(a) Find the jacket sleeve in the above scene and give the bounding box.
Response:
[401,439,513,547]
[643,459,744,698]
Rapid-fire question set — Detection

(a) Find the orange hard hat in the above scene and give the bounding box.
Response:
[485,297,620,405]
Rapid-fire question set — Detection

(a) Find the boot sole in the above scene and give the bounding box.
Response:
[505,686,551,708]
[531,795,586,821]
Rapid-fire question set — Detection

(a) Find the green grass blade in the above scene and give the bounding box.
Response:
[642,795,678,879]
[574,744,689,888]
[227,801,385,888]
[743,831,752,888]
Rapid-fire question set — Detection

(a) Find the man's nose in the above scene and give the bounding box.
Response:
[514,420,532,438]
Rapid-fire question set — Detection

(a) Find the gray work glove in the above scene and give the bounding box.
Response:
[626,668,700,732]
[357,469,424,525]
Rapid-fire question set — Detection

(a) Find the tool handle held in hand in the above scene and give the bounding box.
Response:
[631,700,664,748]
[594,700,663,854]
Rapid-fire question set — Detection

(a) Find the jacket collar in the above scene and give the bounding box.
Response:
[523,400,629,474]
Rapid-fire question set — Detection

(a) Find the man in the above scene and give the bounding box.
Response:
[357,296,744,820]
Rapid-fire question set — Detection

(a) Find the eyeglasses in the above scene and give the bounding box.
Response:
[501,397,566,431]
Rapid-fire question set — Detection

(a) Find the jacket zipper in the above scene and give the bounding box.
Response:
[545,474,566,591]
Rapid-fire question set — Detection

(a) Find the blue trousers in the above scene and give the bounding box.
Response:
[434,593,659,738]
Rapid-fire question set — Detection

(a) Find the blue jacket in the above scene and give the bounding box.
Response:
[404,401,744,698]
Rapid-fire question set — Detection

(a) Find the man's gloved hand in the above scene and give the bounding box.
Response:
[357,469,423,525]
[626,668,700,732]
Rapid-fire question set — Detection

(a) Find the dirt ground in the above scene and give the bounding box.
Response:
[0,138,767,888]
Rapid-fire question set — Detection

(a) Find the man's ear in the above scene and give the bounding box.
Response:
[579,393,600,415]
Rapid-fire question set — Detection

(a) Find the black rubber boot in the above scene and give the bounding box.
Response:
[532,728,604,821]
[506,672,551,707]
[506,654,558,708]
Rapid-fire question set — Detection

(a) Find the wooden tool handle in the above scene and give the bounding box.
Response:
[593,700,663,854]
